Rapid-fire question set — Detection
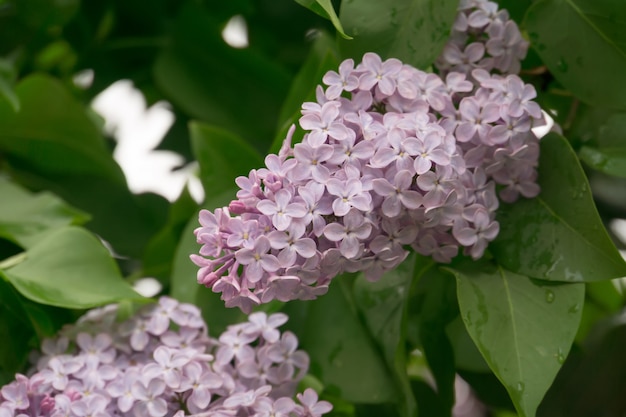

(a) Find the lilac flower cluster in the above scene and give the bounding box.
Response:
[435,0,529,76]
[191,51,542,312]
[0,297,331,417]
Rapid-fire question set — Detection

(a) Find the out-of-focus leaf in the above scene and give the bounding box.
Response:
[579,113,626,178]
[284,279,397,404]
[190,121,264,197]
[0,74,167,258]
[11,0,80,29]
[410,265,457,416]
[0,74,124,181]
[0,277,36,385]
[294,0,352,39]
[449,261,585,417]
[525,0,626,110]
[0,178,89,249]
[0,77,19,112]
[3,226,143,309]
[491,133,626,282]
[495,0,531,23]
[339,0,458,69]
[142,186,198,284]
[272,31,340,153]
[353,254,421,417]
[153,2,292,151]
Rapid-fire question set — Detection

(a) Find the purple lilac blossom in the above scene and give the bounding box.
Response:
[435,0,529,77]
[192,48,542,311]
[0,297,329,417]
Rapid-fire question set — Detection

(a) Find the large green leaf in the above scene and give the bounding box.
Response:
[491,133,626,282]
[3,226,143,309]
[284,279,397,404]
[338,0,458,69]
[190,121,264,197]
[524,0,626,110]
[0,74,124,181]
[449,261,585,417]
[352,254,422,417]
[578,113,626,178]
[153,2,292,151]
[295,0,352,39]
[0,178,89,249]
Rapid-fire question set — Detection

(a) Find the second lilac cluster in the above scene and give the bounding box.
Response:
[0,297,330,417]
[192,52,542,312]
[435,0,529,76]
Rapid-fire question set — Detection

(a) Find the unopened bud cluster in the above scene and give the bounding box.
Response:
[192,47,542,312]
[0,297,330,417]
[435,0,529,76]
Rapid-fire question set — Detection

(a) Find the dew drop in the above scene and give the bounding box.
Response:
[556,348,565,364]
[556,58,568,72]
[516,382,525,393]
[568,303,581,314]
[545,290,555,303]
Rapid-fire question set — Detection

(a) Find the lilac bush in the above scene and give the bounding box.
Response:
[0,297,330,417]
[192,45,543,312]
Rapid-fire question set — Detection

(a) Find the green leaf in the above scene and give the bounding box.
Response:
[272,31,340,154]
[0,74,166,258]
[0,77,19,112]
[578,113,626,177]
[142,186,198,284]
[538,321,626,417]
[491,133,626,282]
[352,254,421,416]
[153,2,292,150]
[190,121,264,197]
[295,0,353,39]
[338,0,458,69]
[284,279,397,403]
[0,277,36,383]
[524,0,626,110]
[0,74,125,181]
[3,226,143,309]
[411,265,458,416]
[0,178,89,249]
[449,261,585,417]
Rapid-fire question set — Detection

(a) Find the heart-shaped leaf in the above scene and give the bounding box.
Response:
[449,261,584,417]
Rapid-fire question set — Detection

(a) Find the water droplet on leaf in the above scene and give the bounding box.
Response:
[568,303,581,314]
[516,382,525,393]
[545,290,555,303]
[556,58,568,72]
[556,348,565,364]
